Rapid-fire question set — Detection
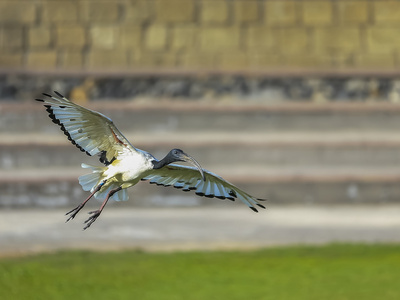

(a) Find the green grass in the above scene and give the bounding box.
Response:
[1,244,400,300]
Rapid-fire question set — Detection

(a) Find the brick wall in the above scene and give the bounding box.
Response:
[0,0,399,73]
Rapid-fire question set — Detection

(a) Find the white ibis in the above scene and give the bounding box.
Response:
[36,92,266,229]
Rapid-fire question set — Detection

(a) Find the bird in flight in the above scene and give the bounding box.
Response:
[36,92,266,229]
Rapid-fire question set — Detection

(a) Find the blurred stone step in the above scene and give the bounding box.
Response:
[1,166,400,208]
[2,132,400,170]
[2,102,400,134]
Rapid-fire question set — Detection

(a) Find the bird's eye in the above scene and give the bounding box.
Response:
[173,150,178,155]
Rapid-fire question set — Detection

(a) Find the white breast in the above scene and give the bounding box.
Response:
[104,151,154,184]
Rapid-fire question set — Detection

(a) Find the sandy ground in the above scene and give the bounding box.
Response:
[1,205,400,256]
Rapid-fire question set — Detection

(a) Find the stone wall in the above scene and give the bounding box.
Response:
[2,75,400,103]
[1,0,400,73]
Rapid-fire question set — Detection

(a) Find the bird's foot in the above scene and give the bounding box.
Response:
[83,210,102,230]
[65,204,85,222]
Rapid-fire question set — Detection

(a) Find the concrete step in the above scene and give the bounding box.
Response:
[2,205,400,255]
[2,166,400,208]
[3,101,400,208]
[2,102,400,133]
[2,132,400,170]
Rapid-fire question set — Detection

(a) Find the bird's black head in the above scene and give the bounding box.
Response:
[169,149,186,161]
[153,149,205,181]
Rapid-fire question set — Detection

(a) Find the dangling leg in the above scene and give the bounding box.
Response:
[65,180,106,222]
[83,186,122,230]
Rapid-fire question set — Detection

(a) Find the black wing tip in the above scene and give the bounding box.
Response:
[229,190,237,198]
[42,91,65,98]
[54,91,64,98]
[250,207,259,213]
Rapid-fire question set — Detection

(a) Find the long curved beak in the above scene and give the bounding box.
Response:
[181,153,206,181]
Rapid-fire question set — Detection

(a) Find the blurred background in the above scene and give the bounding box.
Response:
[1,0,400,254]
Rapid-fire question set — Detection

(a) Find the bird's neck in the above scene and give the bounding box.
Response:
[152,156,173,169]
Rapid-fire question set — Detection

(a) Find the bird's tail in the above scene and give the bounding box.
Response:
[79,163,128,201]
[79,163,104,193]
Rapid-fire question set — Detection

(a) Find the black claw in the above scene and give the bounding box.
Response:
[257,204,266,209]
[66,206,79,215]
[65,204,85,223]
[65,215,75,223]
[42,93,52,97]
[66,208,76,216]
[82,210,101,230]
[35,98,44,102]
[83,223,92,230]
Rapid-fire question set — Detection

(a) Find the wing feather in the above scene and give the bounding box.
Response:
[142,164,266,211]
[36,92,137,165]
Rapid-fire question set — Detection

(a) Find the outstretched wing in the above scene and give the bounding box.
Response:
[141,164,266,212]
[36,91,137,165]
